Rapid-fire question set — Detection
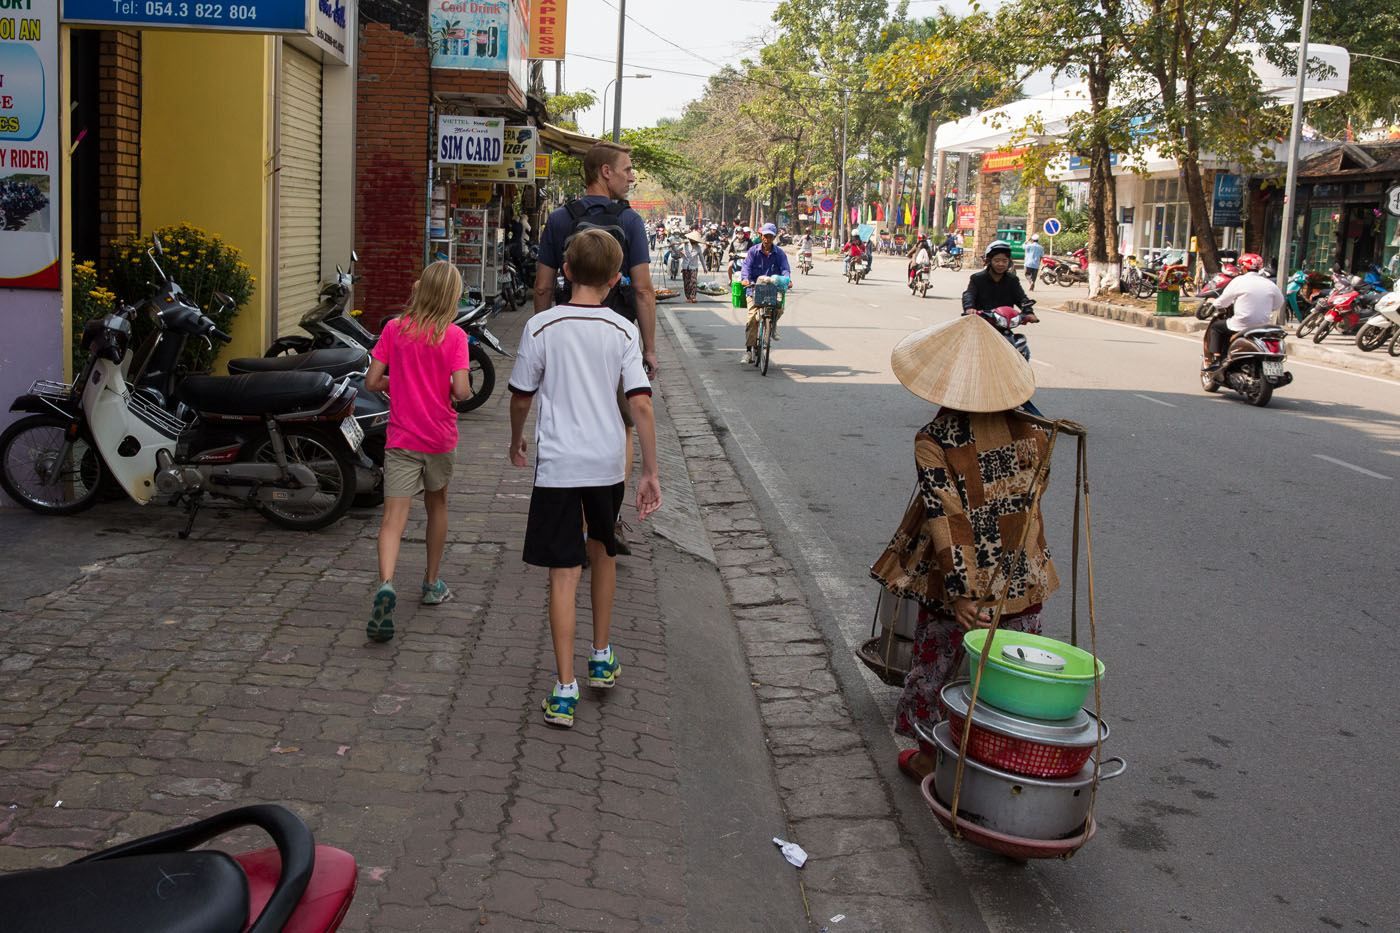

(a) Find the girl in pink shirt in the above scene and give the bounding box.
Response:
[364,261,474,643]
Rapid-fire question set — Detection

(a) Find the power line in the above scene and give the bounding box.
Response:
[596,0,728,72]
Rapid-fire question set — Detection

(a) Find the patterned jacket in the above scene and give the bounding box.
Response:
[871,409,1059,616]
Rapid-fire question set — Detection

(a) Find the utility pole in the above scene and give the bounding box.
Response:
[918,112,936,238]
[612,0,626,142]
[837,89,850,246]
[1276,0,1313,289]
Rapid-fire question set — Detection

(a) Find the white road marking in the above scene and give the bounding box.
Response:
[661,303,1069,933]
[1133,393,1177,407]
[1032,358,1054,367]
[1312,454,1392,480]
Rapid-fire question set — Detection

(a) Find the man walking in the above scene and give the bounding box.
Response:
[533,142,658,554]
[1023,233,1045,291]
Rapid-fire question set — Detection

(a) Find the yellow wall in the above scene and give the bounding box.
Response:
[140,31,275,365]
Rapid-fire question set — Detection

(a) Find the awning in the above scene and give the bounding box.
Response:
[539,122,605,157]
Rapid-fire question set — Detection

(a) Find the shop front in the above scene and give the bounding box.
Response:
[1256,142,1400,275]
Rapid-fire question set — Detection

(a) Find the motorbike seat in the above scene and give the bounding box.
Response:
[1238,325,1287,338]
[178,372,336,417]
[227,348,369,379]
[0,851,248,933]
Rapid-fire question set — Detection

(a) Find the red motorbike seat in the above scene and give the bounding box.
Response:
[235,845,357,933]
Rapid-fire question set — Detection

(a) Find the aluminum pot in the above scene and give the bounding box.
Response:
[920,720,1127,840]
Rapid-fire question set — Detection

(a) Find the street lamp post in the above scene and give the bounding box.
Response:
[1276,0,1314,289]
[601,74,651,138]
[612,0,627,142]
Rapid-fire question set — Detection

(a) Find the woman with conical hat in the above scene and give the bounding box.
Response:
[870,314,1060,782]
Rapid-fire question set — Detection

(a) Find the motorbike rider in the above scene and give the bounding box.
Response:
[907,233,933,290]
[962,240,1039,323]
[842,234,866,275]
[740,223,793,363]
[1204,252,1283,371]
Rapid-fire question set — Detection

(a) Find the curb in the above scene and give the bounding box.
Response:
[1055,297,1400,380]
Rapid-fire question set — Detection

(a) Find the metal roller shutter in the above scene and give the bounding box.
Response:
[277,46,323,337]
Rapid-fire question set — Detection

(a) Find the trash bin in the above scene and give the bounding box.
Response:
[731,281,746,309]
[1155,288,1180,316]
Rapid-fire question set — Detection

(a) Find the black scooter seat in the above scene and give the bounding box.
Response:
[227,348,368,379]
[0,851,248,933]
[178,372,335,417]
[1239,325,1287,338]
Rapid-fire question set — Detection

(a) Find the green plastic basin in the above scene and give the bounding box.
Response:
[964,631,1105,720]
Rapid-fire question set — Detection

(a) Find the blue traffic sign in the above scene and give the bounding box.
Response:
[62,0,309,32]
[1043,217,1062,236]
[819,196,835,213]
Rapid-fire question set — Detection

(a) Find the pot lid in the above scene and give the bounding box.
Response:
[939,681,1108,747]
[1001,643,1066,672]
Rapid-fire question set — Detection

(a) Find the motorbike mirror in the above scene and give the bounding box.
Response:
[350,249,359,263]
[213,291,235,310]
[152,232,164,253]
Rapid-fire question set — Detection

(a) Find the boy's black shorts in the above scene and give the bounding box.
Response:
[522,483,626,568]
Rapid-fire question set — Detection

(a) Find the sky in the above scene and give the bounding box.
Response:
[554,0,961,135]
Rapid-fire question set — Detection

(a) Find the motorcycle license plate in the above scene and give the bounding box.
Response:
[1263,360,1284,378]
[340,416,365,450]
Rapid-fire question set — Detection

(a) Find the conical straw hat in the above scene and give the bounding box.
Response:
[891,315,1037,412]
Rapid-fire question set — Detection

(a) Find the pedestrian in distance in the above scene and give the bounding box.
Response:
[364,261,474,644]
[509,229,663,729]
[870,314,1059,781]
[1023,233,1046,291]
[682,230,703,302]
[533,141,659,556]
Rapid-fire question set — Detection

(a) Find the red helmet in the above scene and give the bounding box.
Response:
[1238,253,1264,272]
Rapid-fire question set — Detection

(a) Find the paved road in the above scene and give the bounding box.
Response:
[665,256,1400,932]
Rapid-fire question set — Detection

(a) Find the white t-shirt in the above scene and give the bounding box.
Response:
[1215,272,1285,331]
[508,304,652,488]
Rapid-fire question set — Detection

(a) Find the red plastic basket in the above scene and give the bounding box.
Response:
[940,709,1094,779]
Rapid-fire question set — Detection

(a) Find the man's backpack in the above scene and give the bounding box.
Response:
[557,198,637,320]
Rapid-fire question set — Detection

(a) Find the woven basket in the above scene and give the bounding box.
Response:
[857,631,913,688]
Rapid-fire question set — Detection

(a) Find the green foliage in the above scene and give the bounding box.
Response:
[70,260,117,377]
[108,223,256,374]
[1047,230,1086,254]
[1305,1,1400,135]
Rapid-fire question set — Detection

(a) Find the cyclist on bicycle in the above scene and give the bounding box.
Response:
[740,223,792,364]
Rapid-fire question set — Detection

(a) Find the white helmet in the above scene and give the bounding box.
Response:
[1031,233,1040,242]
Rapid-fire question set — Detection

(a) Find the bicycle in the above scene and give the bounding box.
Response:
[750,281,786,376]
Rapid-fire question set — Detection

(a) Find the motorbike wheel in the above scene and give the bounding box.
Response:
[1356,323,1392,352]
[1040,267,1059,287]
[0,415,107,515]
[1294,309,1323,339]
[1390,327,1400,358]
[952,257,963,271]
[919,280,929,299]
[247,426,357,531]
[1312,320,1334,344]
[454,343,496,414]
[1200,369,1220,393]
[265,336,314,357]
[1180,279,1196,297]
[1243,362,1273,407]
[1136,279,1157,300]
[1195,300,1215,321]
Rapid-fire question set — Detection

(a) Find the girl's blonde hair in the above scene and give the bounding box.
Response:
[399,261,463,343]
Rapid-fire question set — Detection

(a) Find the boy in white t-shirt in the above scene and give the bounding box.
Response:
[508,229,663,728]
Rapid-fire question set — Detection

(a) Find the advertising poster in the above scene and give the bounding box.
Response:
[981,147,1027,173]
[1212,173,1244,227]
[956,204,977,231]
[1,1,58,288]
[430,0,511,71]
[455,126,536,183]
[438,115,505,165]
[529,0,566,60]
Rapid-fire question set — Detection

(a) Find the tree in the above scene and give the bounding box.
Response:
[1304,2,1400,136]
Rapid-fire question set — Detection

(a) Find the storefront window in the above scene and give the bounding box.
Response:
[1139,178,1189,259]
[1304,206,1339,272]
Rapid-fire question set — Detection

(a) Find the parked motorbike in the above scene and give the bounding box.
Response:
[1355,289,1400,351]
[1045,248,1087,286]
[1312,274,1378,343]
[1281,269,1332,326]
[0,236,367,536]
[1193,261,1244,320]
[0,804,355,933]
[1201,307,1292,406]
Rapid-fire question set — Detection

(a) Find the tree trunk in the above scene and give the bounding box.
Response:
[1181,154,1219,274]
[918,112,936,238]
[1085,55,1121,295]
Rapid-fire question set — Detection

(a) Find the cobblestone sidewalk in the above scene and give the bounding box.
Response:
[0,305,952,931]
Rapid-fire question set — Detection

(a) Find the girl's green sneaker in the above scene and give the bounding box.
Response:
[421,579,453,605]
[367,582,396,643]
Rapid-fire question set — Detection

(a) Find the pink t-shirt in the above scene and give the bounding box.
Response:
[371,318,471,454]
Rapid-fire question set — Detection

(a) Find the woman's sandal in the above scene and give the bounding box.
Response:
[897,749,932,781]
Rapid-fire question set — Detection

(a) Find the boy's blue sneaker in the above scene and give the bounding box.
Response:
[542,686,578,728]
[368,581,396,643]
[588,648,620,689]
[421,579,453,605]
